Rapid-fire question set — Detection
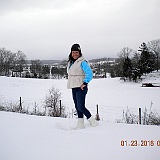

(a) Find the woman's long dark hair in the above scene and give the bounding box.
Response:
[68,52,82,62]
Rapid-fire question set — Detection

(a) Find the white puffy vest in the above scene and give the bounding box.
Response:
[67,56,85,89]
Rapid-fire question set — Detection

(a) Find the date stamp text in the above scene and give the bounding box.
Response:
[120,140,160,147]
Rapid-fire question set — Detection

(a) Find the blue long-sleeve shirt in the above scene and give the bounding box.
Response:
[81,61,93,84]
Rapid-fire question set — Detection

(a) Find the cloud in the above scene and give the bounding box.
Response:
[0,0,160,60]
[0,0,79,15]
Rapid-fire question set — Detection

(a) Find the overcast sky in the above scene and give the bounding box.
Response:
[0,0,160,60]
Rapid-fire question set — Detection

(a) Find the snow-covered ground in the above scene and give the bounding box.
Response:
[0,71,160,160]
[0,71,160,121]
[0,111,160,160]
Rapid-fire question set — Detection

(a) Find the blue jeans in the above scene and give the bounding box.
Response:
[72,86,92,119]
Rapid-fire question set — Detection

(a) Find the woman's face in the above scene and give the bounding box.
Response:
[71,51,80,60]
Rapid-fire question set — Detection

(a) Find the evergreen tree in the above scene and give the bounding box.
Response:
[42,65,50,78]
[122,56,132,81]
[30,60,42,78]
[138,42,156,74]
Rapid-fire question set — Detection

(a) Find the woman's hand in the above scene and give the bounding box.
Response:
[80,84,86,90]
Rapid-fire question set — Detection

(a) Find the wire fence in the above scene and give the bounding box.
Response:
[1,96,160,124]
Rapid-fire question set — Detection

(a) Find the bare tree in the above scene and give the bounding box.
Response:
[45,86,65,117]
[12,50,27,77]
[0,48,12,76]
[117,47,133,59]
[117,47,134,77]
[0,48,26,76]
[147,39,160,71]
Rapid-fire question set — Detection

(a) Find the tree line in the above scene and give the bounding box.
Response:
[90,39,160,81]
[0,48,26,76]
[28,60,67,79]
[0,48,67,78]
[116,39,160,82]
[0,39,160,81]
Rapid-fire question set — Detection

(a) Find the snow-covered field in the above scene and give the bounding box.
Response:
[0,72,160,121]
[0,111,160,160]
[0,72,160,160]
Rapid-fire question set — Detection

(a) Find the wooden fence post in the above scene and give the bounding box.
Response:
[19,97,22,112]
[95,104,100,121]
[139,108,141,124]
[59,100,62,116]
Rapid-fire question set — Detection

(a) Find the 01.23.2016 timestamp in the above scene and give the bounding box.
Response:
[120,140,160,147]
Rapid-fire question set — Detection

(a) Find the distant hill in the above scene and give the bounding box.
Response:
[89,57,117,63]
[26,57,117,65]
[26,60,62,65]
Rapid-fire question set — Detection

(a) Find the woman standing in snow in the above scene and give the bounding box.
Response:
[67,43,98,129]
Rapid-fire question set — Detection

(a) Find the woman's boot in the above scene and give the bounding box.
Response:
[88,116,99,127]
[75,118,85,129]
